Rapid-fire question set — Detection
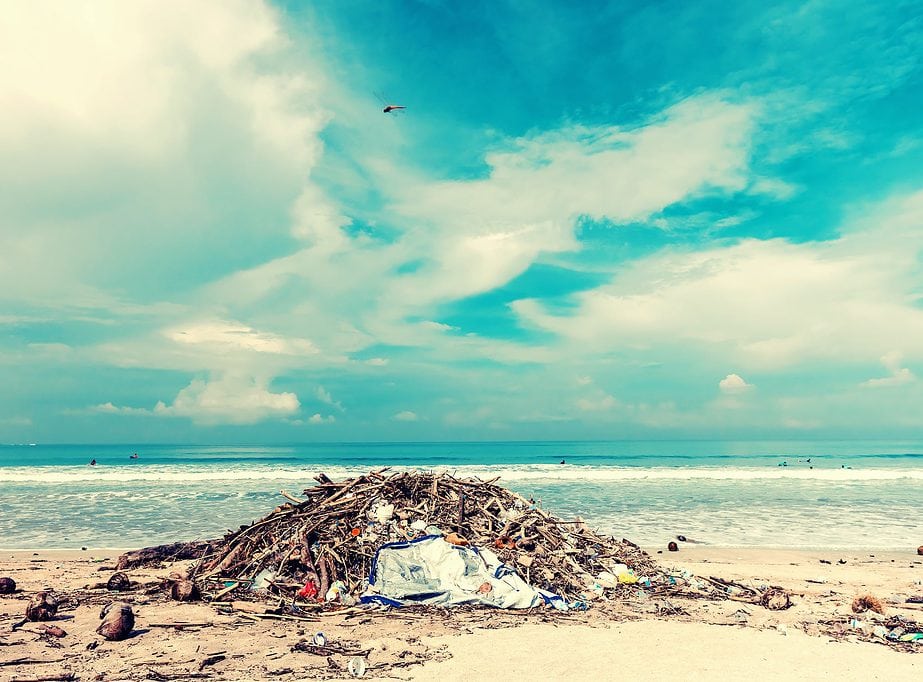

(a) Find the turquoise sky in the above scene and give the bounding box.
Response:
[2,0,923,443]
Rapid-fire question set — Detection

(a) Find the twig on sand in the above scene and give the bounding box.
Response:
[1,658,65,668]
[9,674,75,682]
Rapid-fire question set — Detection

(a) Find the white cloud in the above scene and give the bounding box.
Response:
[316,386,344,411]
[308,413,335,424]
[418,321,459,333]
[515,191,923,371]
[393,410,418,421]
[365,357,389,366]
[381,94,756,313]
[153,374,299,425]
[749,177,799,200]
[90,402,152,416]
[168,320,317,355]
[862,352,916,388]
[0,0,331,313]
[576,393,618,412]
[0,416,33,426]
[719,373,752,392]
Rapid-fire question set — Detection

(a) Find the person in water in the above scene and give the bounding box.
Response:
[560,459,566,464]
[89,459,96,466]
[130,453,138,459]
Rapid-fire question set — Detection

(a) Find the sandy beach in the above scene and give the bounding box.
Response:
[1,546,920,681]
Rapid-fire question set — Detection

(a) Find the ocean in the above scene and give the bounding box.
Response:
[1,441,921,551]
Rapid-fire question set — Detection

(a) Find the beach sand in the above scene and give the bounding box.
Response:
[0,547,920,680]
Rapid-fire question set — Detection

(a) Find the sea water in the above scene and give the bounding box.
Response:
[0,441,920,550]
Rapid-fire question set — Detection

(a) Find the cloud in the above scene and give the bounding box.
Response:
[393,410,418,421]
[0,416,32,426]
[316,386,344,411]
[576,393,618,412]
[90,402,153,416]
[515,191,923,371]
[418,321,459,333]
[365,358,389,366]
[153,375,300,425]
[168,320,318,355]
[308,413,335,424]
[862,352,916,388]
[381,94,756,313]
[0,0,330,312]
[719,374,752,392]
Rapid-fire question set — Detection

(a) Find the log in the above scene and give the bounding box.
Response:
[117,540,212,569]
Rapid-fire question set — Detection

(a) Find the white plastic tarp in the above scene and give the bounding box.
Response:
[360,535,559,609]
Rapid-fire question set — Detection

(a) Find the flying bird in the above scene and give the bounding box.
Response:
[374,91,406,115]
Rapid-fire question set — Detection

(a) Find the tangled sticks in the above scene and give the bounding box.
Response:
[192,470,665,603]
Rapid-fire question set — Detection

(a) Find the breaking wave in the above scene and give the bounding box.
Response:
[2,463,922,484]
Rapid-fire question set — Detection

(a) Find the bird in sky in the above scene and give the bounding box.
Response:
[375,91,406,114]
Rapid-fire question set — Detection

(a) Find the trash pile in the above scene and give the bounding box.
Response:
[186,469,666,608]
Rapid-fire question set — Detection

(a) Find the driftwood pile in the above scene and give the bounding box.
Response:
[182,470,665,604]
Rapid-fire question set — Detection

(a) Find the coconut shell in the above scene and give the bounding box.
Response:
[106,572,132,592]
[42,624,67,638]
[169,579,200,602]
[667,541,679,552]
[917,545,923,556]
[25,591,58,621]
[0,576,15,594]
[97,601,134,640]
[759,587,792,610]
[851,593,886,615]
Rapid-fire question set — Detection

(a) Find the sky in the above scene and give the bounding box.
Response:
[2,0,923,443]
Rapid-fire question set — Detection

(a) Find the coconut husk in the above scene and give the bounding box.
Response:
[97,601,135,640]
[42,624,67,638]
[0,576,15,594]
[917,545,923,556]
[759,587,791,610]
[25,591,59,621]
[851,593,886,615]
[106,572,132,592]
[168,579,201,602]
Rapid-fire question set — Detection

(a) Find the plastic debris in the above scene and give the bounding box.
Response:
[251,568,276,591]
[373,502,395,524]
[348,656,367,677]
[326,580,348,602]
[297,580,318,600]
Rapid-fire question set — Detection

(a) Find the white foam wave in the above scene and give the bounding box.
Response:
[0,464,922,484]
